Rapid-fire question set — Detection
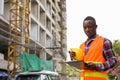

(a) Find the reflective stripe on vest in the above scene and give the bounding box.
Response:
[84,62,107,79]
[80,77,84,80]
[85,72,107,78]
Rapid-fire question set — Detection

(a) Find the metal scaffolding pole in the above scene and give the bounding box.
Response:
[8,0,20,79]
[7,0,30,79]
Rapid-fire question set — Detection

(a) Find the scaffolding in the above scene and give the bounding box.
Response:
[7,0,30,79]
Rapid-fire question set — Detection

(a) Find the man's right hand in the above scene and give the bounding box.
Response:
[69,51,76,60]
[84,62,96,70]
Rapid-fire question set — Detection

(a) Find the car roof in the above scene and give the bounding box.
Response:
[17,70,59,76]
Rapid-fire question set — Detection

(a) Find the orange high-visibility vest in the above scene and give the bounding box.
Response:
[80,36,108,80]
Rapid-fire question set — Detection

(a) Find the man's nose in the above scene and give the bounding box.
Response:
[85,27,89,31]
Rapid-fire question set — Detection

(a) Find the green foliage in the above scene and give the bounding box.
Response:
[107,40,120,80]
[107,75,116,80]
[113,40,120,56]
[66,64,80,77]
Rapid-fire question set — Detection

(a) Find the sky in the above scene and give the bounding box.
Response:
[66,0,120,61]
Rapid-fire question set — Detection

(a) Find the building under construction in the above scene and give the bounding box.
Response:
[0,0,67,79]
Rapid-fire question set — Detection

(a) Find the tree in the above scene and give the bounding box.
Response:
[66,64,80,77]
[113,40,120,56]
[108,40,120,80]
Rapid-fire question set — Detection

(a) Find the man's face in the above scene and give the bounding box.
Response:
[83,20,97,38]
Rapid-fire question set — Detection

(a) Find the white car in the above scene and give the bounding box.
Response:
[14,70,59,80]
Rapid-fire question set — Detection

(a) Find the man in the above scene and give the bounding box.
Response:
[69,16,116,80]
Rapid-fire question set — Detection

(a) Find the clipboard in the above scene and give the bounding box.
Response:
[66,60,84,69]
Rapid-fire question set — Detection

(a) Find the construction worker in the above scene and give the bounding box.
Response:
[69,16,116,80]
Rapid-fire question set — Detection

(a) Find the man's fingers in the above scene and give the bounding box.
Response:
[69,51,76,60]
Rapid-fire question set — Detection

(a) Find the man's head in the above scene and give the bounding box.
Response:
[83,16,97,39]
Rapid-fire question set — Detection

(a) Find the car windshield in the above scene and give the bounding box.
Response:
[15,72,59,80]
[15,75,40,80]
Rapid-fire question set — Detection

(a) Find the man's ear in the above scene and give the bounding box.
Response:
[96,25,97,28]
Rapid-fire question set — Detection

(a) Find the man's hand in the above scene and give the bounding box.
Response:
[84,62,96,70]
[69,51,76,60]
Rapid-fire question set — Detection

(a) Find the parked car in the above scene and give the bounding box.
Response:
[14,70,59,80]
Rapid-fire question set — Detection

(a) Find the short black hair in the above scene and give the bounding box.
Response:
[83,16,96,25]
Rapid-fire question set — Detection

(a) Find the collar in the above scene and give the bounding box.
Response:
[86,34,98,43]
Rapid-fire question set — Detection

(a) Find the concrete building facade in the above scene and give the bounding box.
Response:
[0,0,67,79]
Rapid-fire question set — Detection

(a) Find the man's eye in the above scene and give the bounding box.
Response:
[89,26,93,28]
